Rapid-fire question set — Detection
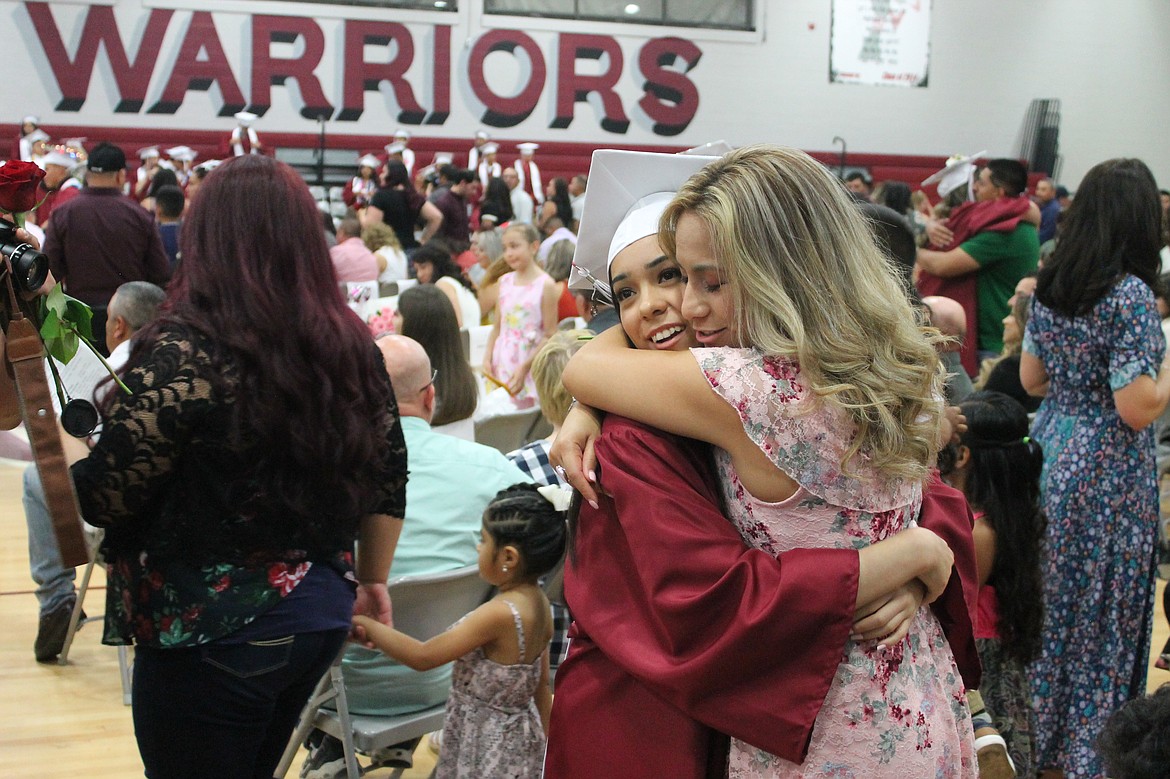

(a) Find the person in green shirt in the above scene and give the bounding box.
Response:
[917,159,1040,357]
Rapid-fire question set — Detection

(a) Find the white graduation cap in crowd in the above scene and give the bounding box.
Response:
[166,146,198,163]
[137,146,160,160]
[922,151,986,198]
[394,129,411,141]
[433,152,454,166]
[385,142,406,155]
[195,159,222,174]
[22,115,39,126]
[475,130,491,141]
[42,145,82,169]
[480,142,499,156]
[569,149,718,300]
[358,154,382,170]
[682,140,734,157]
[25,129,50,144]
[517,142,539,155]
[234,111,258,127]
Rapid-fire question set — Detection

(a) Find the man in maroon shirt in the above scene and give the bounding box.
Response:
[42,142,170,354]
[430,165,474,251]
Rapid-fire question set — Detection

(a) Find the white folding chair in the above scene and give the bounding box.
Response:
[473,406,551,454]
[58,528,134,706]
[274,565,492,779]
[466,324,494,368]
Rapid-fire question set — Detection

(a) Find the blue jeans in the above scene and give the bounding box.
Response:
[132,629,348,779]
[23,465,76,616]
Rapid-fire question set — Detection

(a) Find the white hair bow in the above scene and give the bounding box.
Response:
[536,484,573,512]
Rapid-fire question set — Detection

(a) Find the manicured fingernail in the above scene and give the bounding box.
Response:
[850,633,862,640]
[876,643,887,651]
[588,470,597,482]
[588,500,599,510]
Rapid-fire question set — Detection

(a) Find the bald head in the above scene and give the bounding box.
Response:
[922,295,967,348]
[376,334,434,421]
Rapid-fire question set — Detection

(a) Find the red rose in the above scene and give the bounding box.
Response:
[0,160,46,214]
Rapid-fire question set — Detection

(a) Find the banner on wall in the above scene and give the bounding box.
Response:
[829,0,931,87]
[7,0,704,139]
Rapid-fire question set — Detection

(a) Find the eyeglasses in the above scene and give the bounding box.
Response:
[420,369,438,393]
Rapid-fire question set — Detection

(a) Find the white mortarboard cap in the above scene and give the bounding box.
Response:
[394,129,411,140]
[682,140,734,156]
[517,142,539,154]
[157,159,176,171]
[358,154,381,170]
[433,152,454,166]
[480,142,499,155]
[62,138,87,149]
[569,149,717,298]
[195,159,222,174]
[475,130,491,141]
[922,151,986,198]
[26,129,50,144]
[137,146,160,160]
[234,111,258,126]
[22,115,39,126]
[42,146,81,169]
[385,142,406,155]
[166,145,198,163]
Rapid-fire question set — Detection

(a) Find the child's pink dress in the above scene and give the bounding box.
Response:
[694,347,977,778]
[490,273,545,400]
[436,600,544,779]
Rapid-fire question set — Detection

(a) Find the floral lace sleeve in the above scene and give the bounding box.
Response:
[71,326,213,527]
[690,346,917,513]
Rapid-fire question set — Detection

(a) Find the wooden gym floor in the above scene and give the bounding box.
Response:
[0,459,1166,777]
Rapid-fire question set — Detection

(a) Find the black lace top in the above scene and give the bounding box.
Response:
[70,323,408,647]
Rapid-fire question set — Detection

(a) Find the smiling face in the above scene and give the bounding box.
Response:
[610,235,697,352]
[674,213,737,347]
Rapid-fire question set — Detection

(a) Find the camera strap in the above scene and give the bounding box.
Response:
[5,313,89,568]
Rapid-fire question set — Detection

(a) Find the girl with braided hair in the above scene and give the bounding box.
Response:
[354,483,567,779]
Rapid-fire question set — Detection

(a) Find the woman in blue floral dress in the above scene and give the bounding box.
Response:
[1020,158,1170,778]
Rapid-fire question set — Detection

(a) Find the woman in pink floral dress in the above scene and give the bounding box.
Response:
[561,146,977,777]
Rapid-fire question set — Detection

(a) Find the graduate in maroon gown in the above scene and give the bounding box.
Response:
[544,150,979,778]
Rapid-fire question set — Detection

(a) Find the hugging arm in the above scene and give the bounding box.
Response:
[565,418,951,763]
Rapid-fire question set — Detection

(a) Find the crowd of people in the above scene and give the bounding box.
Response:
[3,120,1170,779]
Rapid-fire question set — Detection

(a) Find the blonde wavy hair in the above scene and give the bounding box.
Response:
[659,145,945,483]
[361,220,402,253]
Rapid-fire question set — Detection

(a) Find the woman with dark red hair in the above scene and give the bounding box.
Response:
[64,155,408,778]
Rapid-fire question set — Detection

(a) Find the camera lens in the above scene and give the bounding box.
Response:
[6,243,49,293]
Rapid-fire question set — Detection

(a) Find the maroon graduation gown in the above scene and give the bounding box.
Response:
[544,417,980,778]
